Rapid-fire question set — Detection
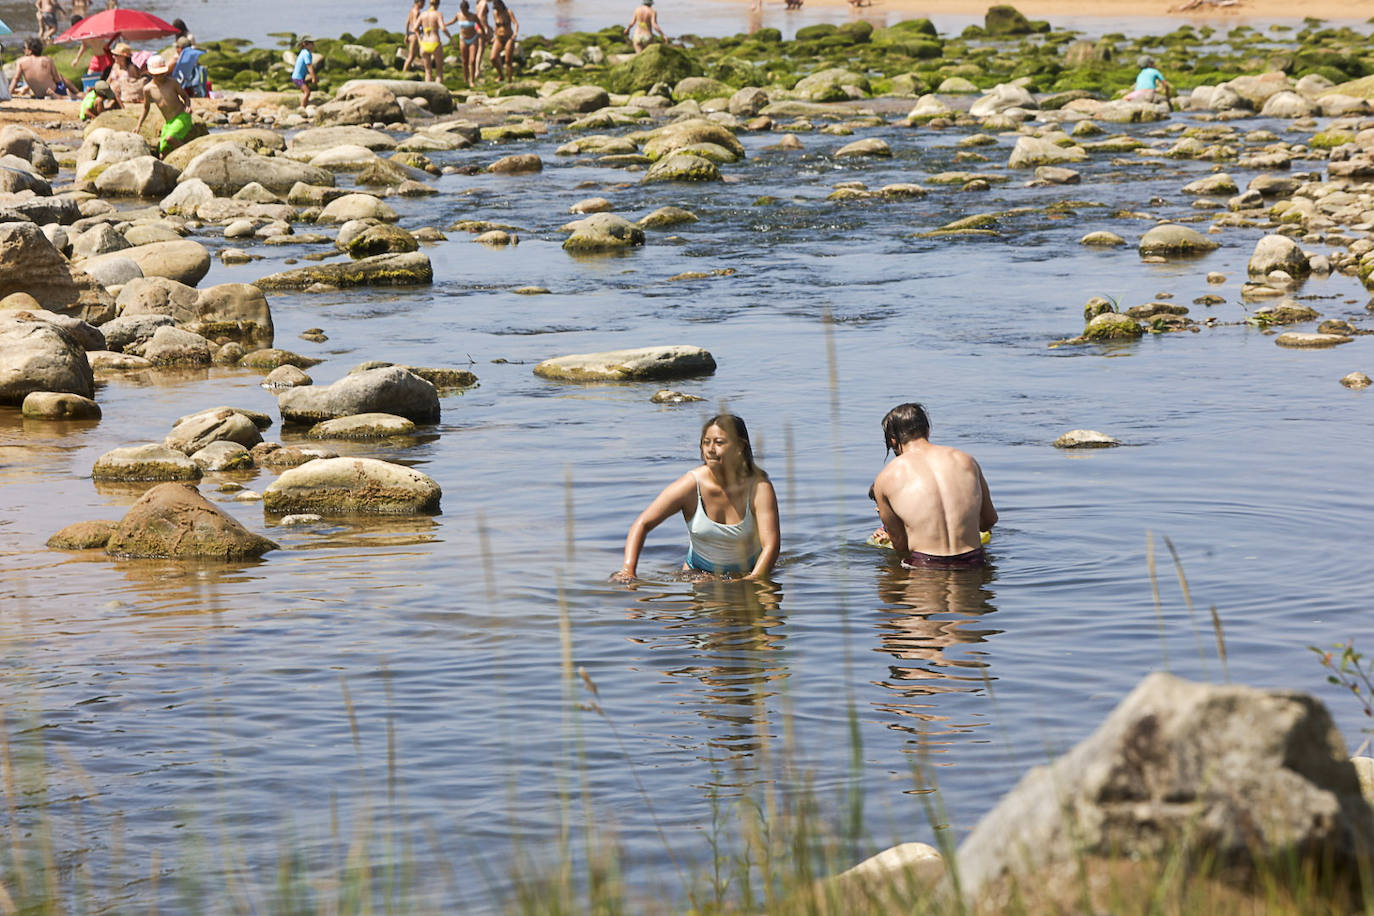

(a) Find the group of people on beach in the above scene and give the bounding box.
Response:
[611,404,997,583]
[402,0,519,85]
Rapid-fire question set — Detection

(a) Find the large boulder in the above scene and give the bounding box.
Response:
[642,153,721,183]
[954,673,1374,903]
[165,407,263,454]
[0,124,59,176]
[189,283,274,346]
[1007,137,1086,168]
[22,391,101,420]
[334,79,454,115]
[561,213,646,253]
[543,85,611,113]
[969,83,1037,117]
[533,345,716,381]
[254,252,432,290]
[984,3,1035,34]
[606,43,701,93]
[641,119,745,161]
[1260,90,1317,118]
[100,313,176,352]
[160,178,216,216]
[92,444,201,481]
[792,68,869,102]
[179,142,334,195]
[1248,234,1310,278]
[1138,223,1219,257]
[289,126,399,154]
[118,239,211,287]
[0,221,114,321]
[0,157,53,195]
[342,224,418,259]
[163,129,287,171]
[276,366,440,424]
[316,85,405,126]
[263,456,442,516]
[0,313,95,404]
[105,482,277,559]
[93,155,180,198]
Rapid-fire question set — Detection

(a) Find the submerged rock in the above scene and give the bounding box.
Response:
[562,213,646,252]
[1275,332,1351,349]
[263,456,442,516]
[106,482,277,559]
[21,391,101,420]
[534,345,716,381]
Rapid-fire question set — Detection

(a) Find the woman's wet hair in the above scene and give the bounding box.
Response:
[881,402,930,452]
[700,414,757,473]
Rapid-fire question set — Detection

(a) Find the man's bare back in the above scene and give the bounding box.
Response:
[870,403,996,563]
[143,75,187,122]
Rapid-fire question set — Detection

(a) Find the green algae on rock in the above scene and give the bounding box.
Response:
[254,253,434,290]
[533,346,716,382]
[106,482,278,559]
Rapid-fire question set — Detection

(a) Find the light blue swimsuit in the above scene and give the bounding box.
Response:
[684,475,759,576]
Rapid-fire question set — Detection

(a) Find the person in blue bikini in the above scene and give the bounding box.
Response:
[612,414,780,582]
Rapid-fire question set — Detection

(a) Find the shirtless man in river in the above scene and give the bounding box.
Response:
[870,402,997,568]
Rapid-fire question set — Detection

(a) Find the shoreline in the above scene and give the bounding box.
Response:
[747,0,1374,24]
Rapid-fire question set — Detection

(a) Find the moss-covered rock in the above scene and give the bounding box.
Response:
[254,252,433,290]
[1082,312,1144,340]
[606,44,702,93]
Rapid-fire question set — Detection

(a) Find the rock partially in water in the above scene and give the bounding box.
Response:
[165,408,264,455]
[570,197,613,214]
[954,672,1374,903]
[1138,224,1219,258]
[1082,312,1143,340]
[317,193,399,224]
[21,391,101,420]
[307,412,417,439]
[92,443,201,481]
[0,313,95,405]
[254,252,433,290]
[47,520,118,550]
[534,345,716,381]
[263,365,313,388]
[180,141,334,195]
[834,138,892,158]
[0,222,114,322]
[487,154,543,174]
[1080,231,1125,247]
[1340,372,1371,390]
[263,456,442,516]
[1181,173,1238,196]
[1053,429,1119,449]
[106,482,277,559]
[1247,234,1310,278]
[239,348,322,370]
[343,224,419,259]
[651,389,705,403]
[1275,332,1351,349]
[94,155,179,198]
[642,153,721,183]
[131,326,213,366]
[562,213,647,252]
[191,441,254,471]
[1007,136,1086,168]
[277,366,440,425]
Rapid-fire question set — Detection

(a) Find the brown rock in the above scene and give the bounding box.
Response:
[105,482,278,559]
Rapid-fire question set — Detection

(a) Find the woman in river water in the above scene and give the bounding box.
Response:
[612,414,780,582]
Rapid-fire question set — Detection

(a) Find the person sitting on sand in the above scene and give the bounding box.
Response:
[79,78,119,119]
[136,53,193,158]
[1124,57,1172,104]
[107,41,145,105]
[401,0,423,72]
[611,414,781,582]
[489,0,518,81]
[869,402,997,569]
[291,36,317,108]
[625,0,664,54]
[8,37,71,98]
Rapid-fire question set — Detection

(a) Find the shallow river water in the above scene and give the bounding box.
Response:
[3,94,1374,909]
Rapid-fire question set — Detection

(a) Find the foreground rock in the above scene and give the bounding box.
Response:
[254,252,432,290]
[105,482,277,559]
[21,391,101,420]
[263,457,442,516]
[1138,223,1219,257]
[0,222,115,322]
[0,313,95,405]
[534,346,716,381]
[276,366,440,424]
[954,672,1374,904]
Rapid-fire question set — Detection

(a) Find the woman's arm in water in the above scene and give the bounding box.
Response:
[975,461,997,532]
[611,471,697,582]
[743,476,780,581]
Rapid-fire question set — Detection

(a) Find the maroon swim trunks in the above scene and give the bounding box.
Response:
[903,546,986,569]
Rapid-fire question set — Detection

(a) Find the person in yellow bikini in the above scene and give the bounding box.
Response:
[416,0,451,83]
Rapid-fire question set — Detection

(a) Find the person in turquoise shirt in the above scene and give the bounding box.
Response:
[291,36,316,108]
[1125,57,1172,105]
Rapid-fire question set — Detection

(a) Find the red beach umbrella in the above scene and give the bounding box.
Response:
[54,8,178,43]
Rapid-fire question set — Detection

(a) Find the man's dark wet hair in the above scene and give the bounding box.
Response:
[700,413,757,473]
[882,402,930,452]
[24,37,43,56]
